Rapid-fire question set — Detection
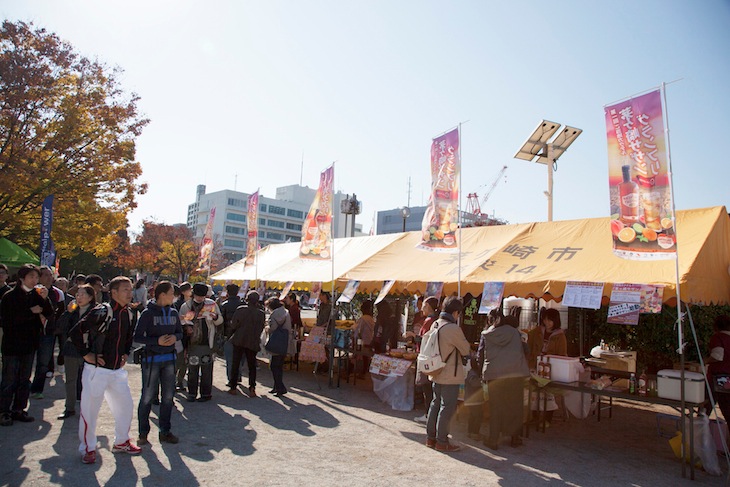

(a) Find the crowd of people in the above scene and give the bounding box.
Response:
[0,264,298,465]
[3,261,730,463]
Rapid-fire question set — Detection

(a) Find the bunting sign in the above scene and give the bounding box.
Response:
[40,195,56,267]
[418,128,460,252]
[197,207,216,271]
[300,166,334,260]
[245,191,259,267]
[605,89,675,260]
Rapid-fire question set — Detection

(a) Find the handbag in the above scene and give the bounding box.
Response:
[265,324,289,355]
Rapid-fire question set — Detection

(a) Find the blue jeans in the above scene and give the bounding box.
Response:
[30,335,55,394]
[138,360,176,435]
[0,353,35,414]
[426,382,460,444]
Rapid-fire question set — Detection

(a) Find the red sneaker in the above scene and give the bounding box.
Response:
[435,441,462,452]
[112,440,142,455]
[82,451,96,464]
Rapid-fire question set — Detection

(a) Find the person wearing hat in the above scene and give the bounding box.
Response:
[179,283,223,402]
[227,291,266,397]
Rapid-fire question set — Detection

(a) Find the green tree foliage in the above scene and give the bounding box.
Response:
[0,21,148,257]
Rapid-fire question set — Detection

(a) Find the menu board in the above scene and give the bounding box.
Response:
[369,354,413,377]
[562,281,604,310]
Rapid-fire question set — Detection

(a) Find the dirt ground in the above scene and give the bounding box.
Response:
[0,357,727,487]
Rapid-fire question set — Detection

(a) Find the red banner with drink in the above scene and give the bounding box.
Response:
[245,191,259,267]
[418,128,460,251]
[300,166,334,260]
[196,207,216,271]
[605,89,675,260]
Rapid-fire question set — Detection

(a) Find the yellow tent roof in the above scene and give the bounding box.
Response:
[212,206,730,305]
[462,206,730,305]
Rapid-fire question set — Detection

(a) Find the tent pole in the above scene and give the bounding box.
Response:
[662,82,688,478]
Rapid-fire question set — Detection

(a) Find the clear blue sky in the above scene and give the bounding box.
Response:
[4,1,729,235]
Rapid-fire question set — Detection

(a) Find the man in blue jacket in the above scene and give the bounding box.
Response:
[134,281,183,445]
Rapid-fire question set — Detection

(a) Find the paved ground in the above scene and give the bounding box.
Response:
[0,357,727,487]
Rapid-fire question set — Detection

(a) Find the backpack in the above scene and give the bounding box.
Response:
[417,321,455,377]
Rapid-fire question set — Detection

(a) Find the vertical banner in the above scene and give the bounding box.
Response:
[300,166,334,259]
[279,281,294,299]
[374,280,396,305]
[308,282,322,305]
[245,191,259,267]
[40,195,56,267]
[605,89,675,260]
[418,128,460,252]
[197,207,216,271]
[425,281,444,300]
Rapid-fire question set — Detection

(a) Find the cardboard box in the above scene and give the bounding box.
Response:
[601,351,636,389]
[657,369,705,403]
[545,355,581,383]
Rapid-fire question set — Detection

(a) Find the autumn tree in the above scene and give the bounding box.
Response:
[0,21,148,257]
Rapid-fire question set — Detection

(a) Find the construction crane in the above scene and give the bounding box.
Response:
[466,166,508,225]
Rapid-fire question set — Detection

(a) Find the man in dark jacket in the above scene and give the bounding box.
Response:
[173,282,192,390]
[0,264,53,426]
[227,291,265,397]
[133,281,183,446]
[30,265,64,399]
[70,276,141,464]
[220,283,241,380]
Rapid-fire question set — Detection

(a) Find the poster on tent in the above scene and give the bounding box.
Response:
[197,206,216,272]
[426,281,444,300]
[308,282,322,305]
[562,281,604,310]
[279,281,294,299]
[478,282,505,314]
[605,89,675,261]
[639,285,664,313]
[255,281,266,300]
[374,280,396,304]
[607,283,643,325]
[238,280,250,298]
[418,128,460,252]
[337,280,360,303]
[245,191,259,267]
[300,166,334,260]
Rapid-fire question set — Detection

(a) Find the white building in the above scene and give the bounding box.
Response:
[187,184,364,264]
[376,206,483,235]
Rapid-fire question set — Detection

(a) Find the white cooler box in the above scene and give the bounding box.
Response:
[546,355,582,383]
[657,369,705,403]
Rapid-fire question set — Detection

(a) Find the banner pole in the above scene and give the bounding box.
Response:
[663,82,687,478]
[330,162,336,388]
[457,123,462,298]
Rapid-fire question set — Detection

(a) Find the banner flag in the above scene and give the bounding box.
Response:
[197,207,216,271]
[418,128,460,252]
[40,195,56,267]
[337,280,360,303]
[374,280,395,305]
[245,191,259,267]
[300,166,334,260]
[279,281,294,299]
[605,89,675,260]
[308,282,322,305]
[478,282,505,314]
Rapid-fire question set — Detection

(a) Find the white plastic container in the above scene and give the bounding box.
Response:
[545,355,581,383]
[657,369,705,403]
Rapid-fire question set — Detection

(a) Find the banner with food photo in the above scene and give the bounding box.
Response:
[197,206,216,271]
[607,283,643,325]
[425,281,444,300]
[605,89,675,260]
[245,190,259,267]
[308,281,322,305]
[300,166,334,260]
[418,127,460,252]
[639,285,664,314]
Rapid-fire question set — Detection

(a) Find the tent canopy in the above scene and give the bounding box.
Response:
[212,206,730,305]
[0,238,40,267]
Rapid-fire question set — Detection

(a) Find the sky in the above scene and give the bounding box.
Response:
[3,0,730,236]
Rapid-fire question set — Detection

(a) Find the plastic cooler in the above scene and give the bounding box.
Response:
[546,355,581,383]
[656,369,705,403]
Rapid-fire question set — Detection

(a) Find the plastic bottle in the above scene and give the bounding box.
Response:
[629,373,637,394]
[639,371,647,396]
[600,339,605,351]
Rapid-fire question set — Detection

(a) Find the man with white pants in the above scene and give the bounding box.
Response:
[70,276,140,464]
